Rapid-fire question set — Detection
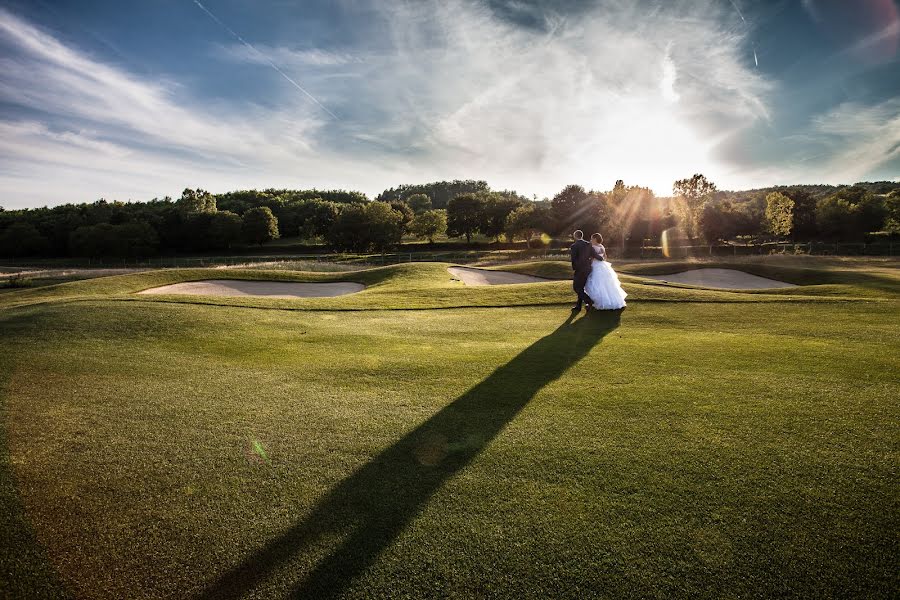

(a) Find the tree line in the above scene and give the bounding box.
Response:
[1,179,898,258]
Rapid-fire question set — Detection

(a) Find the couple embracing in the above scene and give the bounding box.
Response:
[569,230,627,312]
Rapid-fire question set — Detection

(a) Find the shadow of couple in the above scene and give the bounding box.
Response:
[200,309,622,599]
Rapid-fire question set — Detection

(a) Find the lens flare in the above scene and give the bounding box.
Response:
[247,437,270,464]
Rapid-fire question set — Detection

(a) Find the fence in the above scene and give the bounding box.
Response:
[634,242,896,259]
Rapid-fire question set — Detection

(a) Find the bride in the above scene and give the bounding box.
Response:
[585,233,627,310]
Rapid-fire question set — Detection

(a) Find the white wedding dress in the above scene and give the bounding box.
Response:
[584,243,627,310]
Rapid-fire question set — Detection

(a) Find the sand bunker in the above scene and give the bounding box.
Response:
[449,266,550,286]
[642,268,796,289]
[138,279,364,298]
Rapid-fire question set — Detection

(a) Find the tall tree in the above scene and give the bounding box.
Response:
[410,209,447,244]
[505,204,550,248]
[765,192,795,237]
[177,188,217,216]
[206,211,243,250]
[242,207,279,245]
[783,188,818,240]
[672,174,716,239]
[366,202,404,253]
[287,199,340,240]
[326,202,403,253]
[854,193,888,233]
[388,201,415,234]
[884,192,900,234]
[406,194,432,214]
[815,197,855,239]
[447,193,486,243]
[0,222,49,257]
[376,180,490,209]
[480,194,522,240]
[550,185,609,235]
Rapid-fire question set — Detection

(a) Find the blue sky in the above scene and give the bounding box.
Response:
[0,0,898,208]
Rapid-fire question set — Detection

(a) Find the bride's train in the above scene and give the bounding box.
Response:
[585,247,627,310]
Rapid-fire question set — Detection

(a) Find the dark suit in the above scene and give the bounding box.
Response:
[570,239,603,308]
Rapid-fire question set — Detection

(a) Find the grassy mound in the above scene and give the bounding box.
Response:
[0,260,893,314]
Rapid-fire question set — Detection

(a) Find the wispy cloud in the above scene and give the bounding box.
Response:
[0,6,385,207]
[340,0,773,193]
[811,98,900,179]
[215,43,363,67]
[191,0,338,120]
[0,0,894,209]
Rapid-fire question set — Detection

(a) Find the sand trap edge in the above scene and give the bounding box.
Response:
[640,268,796,290]
[448,267,551,286]
[137,279,365,299]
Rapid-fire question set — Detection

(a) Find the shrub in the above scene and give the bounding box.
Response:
[1,274,34,288]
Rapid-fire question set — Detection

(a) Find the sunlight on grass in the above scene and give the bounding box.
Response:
[0,257,897,598]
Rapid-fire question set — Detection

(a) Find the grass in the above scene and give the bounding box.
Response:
[0,259,897,598]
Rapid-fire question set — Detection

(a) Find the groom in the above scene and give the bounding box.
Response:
[569,230,603,312]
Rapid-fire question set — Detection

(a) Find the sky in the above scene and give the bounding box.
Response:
[0,0,898,209]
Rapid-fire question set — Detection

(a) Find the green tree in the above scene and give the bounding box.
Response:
[409,209,447,244]
[406,194,432,214]
[605,181,655,249]
[388,201,414,234]
[815,197,855,239]
[765,191,795,237]
[0,222,49,257]
[447,193,486,243]
[784,188,818,240]
[177,188,216,216]
[673,174,717,239]
[295,200,340,240]
[550,185,609,235]
[325,204,369,252]
[366,202,404,253]
[68,222,158,257]
[855,193,888,233]
[326,202,403,253]
[206,211,242,250]
[242,207,279,245]
[505,204,545,247]
[884,192,900,234]
[376,180,490,209]
[480,194,522,240]
[115,222,159,256]
[699,201,746,242]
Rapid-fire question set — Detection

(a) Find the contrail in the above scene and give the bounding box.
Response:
[728,0,746,23]
[192,0,338,120]
[727,0,758,68]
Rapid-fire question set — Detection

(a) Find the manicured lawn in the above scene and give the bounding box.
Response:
[1,260,897,598]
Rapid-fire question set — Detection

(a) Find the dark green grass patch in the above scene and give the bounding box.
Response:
[1,299,897,598]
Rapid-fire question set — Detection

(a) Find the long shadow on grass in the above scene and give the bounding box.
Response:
[200,309,621,599]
